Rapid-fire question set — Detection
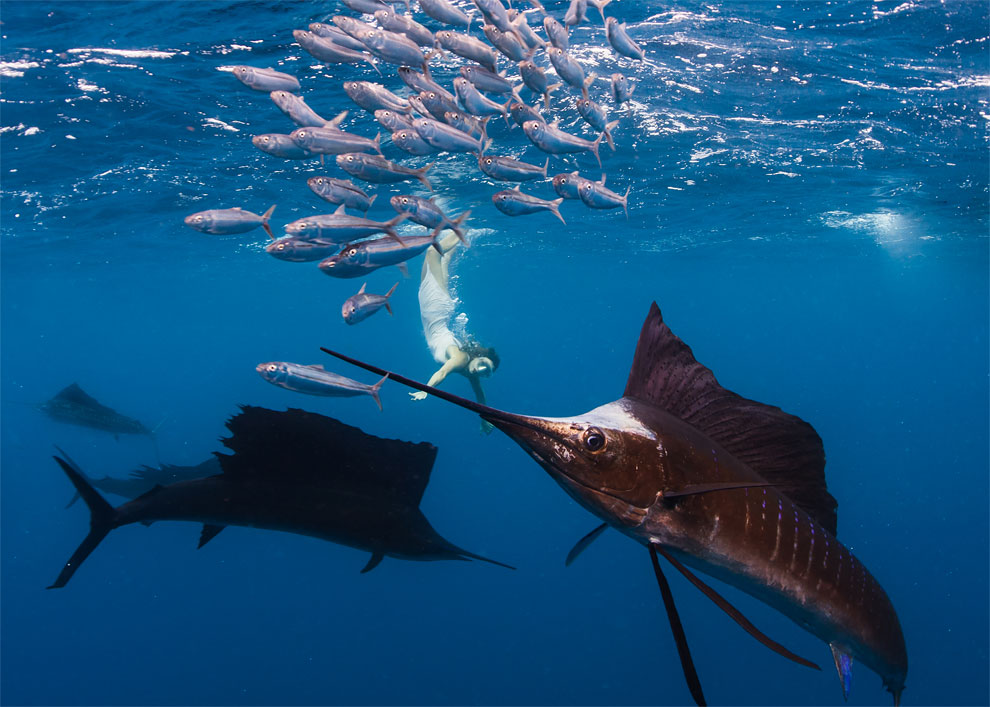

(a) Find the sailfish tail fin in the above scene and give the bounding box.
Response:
[49,449,119,589]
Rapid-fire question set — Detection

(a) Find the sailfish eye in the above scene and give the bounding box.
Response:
[583,427,606,452]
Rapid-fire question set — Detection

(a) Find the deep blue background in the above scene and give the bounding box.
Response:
[1,1,987,705]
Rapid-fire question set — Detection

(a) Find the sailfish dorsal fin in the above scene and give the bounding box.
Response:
[624,303,838,535]
[53,383,103,407]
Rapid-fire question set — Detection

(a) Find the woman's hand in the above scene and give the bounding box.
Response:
[409,391,428,401]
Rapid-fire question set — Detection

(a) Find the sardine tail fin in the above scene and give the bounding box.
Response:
[622,184,631,218]
[384,282,398,300]
[649,544,707,707]
[367,193,378,209]
[373,131,383,156]
[551,197,566,224]
[417,162,435,191]
[49,451,118,589]
[261,204,277,239]
[451,210,471,245]
[370,373,389,411]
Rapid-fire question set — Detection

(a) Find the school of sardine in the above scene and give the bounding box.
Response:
[186,0,644,402]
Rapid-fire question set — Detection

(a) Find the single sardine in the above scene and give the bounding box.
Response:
[291,126,382,156]
[375,8,435,47]
[266,237,341,262]
[184,205,276,238]
[413,116,487,153]
[610,72,634,104]
[344,81,410,114]
[418,89,460,121]
[605,17,645,60]
[576,97,615,148]
[461,65,520,98]
[292,30,380,74]
[393,128,440,156]
[509,101,545,128]
[375,108,418,133]
[418,0,472,28]
[256,361,387,410]
[341,0,391,14]
[477,153,548,181]
[359,27,429,70]
[332,15,379,40]
[232,66,299,92]
[507,10,546,50]
[443,110,487,139]
[271,91,347,129]
[472,0,513,32]
[563,0,587,26]
[390,194,470,242]
[307,176,377,211]
[454,77,510,120]
[319,234,441,278]
[337,153,434,191]
[398,67,455,102]
[522,118,616,168]
[492,186,565,223]
[252,133,314,159]
[436,30,498,71]
[342,282,399,324]
[552,170,605,199]
[483,23,530,62]
[308,23,368,52]
[284,204,407,244]
[548,47,595,98]
[519,61,561,108]
[578,179,630,217]
[543,16,569,50]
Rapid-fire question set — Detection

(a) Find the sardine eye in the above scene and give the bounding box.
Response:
[401,197,409,204]
[583,427,606,452]
[277,244,285,250]
[347,156,354,161]
[267,364,277,373]
[348,248,357,256]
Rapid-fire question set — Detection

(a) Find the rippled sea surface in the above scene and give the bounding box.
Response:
[2,1,987,705]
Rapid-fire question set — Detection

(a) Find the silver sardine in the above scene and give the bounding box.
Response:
[293,30,380,74]
[232,66,299,92]
[472,0,513,32]
[332,15,379,39]
[522,118,616,168]
[509,101,545,127]
[265,236,341,262]
[460,65,520,97]
[482,23,529,62]
[390,194,470,242]
[252,133,314,159]
[418,89,460,120]
[319,234,440,278]
[413,116,487,153]
[578,179,630,217]
[375,8,435,47]
[342,282,399,324]
[492,186,565,223]
[519,61,561,108]
[308,23,368,51]
[290,126,382,156]
[271,91,346,128]
[576,97,615,148]
[359,28,429,70]
[436,30,498,71]
[454,77,510,119]
[284,204,407,244]
[551,170,605,199]
[507,10,546,50]
[477,153,548,181]
[307,176,377,211]
[610,72,634,104]
[184,205,276,237]
[543,16,569,50]
[548,47,595,98]
[418,0,472,27]
[398,67,455,102]
[375,108,418,132]
[336,153,434,191]
[393,128,440,156]
[605,17,645,60]
[256,361,387,410]
[344,81,410,114]
[443,110,486,139]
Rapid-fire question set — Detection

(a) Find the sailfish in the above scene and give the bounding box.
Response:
[321,303,908,705]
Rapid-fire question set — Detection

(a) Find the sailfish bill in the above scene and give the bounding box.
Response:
[320,301,908,706]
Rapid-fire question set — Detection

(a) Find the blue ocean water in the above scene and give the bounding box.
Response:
[1,0,987,704]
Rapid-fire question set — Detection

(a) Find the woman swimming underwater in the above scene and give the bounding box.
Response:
[413,231,499,432]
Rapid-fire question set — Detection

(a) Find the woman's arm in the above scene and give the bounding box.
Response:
[410,347,469,400]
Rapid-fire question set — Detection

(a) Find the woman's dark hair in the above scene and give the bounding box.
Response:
[462,340,500,371]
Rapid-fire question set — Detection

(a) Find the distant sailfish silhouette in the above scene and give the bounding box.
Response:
[49,406,513,588]
[40,383,152,439]
[321,303,908,706]
[65,458,221,508]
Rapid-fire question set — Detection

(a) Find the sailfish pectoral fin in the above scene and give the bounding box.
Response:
[649,543,707,707]
[830,644,853,701]
[652,543,821,671]
[565,522,608,566]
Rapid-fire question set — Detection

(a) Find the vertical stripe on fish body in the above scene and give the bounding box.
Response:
[547,47,595,99]
[336,153,434,191]
[604,17,645,61]
[477,154,548,181]
[454,78,511,119]
[290,127,382,156]
[393,129,441,156]
[184,206,276,235]
[577,180,630,217]
[265,237,342,262]
[343,81,410,114]
[307,177,376,211]
[543,16,569,50]
[482,23,531,62]
[292,30,380,74]
[610,72,634,104]
[374,8,436,47]
[413,117,487,153]
[492,186,565,223]
[435,31,499,71]
[522,119,615,168]
[552,170,605,199]
[231,66,300,92]
[252,133,315,159]
[342,282,399,324]
[319,234,441,278]
[519,61,562,108]
[256,361,386,409]
[398,67,455,102]
[418,0,472,28]
[307,23,369,52]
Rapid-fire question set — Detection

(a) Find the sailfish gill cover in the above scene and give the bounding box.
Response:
[1,1,987,705]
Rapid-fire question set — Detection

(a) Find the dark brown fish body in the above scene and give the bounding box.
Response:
[504,397,907,696]
[320,302,908,705]
[69,459,221,505]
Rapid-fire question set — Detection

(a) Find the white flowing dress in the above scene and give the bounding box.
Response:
[419,261,461,364]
